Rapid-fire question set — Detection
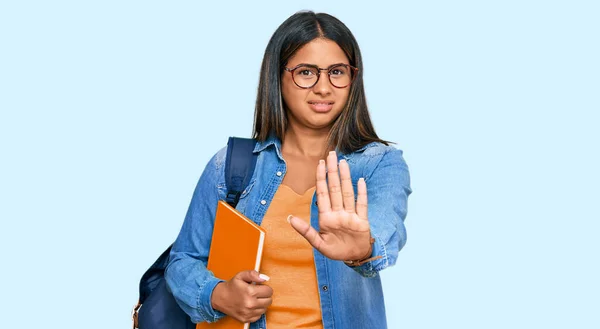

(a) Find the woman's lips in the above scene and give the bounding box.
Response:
[308,101,334,112]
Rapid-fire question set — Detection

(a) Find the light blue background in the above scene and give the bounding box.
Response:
[1,1,598,328]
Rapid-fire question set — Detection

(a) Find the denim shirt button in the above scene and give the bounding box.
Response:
[260,200,267,205]
[322,285,328,291]
[276,171,282,177]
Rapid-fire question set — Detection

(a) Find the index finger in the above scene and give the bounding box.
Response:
[316,159,331,213]
[253,284,274,299]
[326,151,344,211]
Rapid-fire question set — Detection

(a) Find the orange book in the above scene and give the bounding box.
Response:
[197,200,266,329]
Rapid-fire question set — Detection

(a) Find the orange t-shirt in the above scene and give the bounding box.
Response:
[260,184,323,329]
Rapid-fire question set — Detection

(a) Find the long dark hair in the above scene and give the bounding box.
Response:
[252,11,389,154]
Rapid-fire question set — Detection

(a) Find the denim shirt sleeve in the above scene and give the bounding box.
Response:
[164,148,227,323]
[350,147,412,277]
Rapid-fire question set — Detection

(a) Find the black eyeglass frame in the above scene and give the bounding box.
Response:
[284,63,359,89]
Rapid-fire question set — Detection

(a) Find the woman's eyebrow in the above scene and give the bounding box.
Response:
[295,62,349,68]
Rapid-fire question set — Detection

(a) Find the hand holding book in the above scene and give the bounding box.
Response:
[211,270,272,324]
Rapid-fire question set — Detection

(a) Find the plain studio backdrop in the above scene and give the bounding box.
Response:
[1,1,598,328]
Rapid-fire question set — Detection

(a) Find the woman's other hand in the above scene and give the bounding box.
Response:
[211,270,273,323]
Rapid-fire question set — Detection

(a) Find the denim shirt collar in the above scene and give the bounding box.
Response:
[254,134,284,160]
[253,133,377,161]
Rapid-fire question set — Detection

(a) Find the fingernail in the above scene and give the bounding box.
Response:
[259,274,270,281]
[287,215,293,223]
[359,177,364,183]
[339,159,346,164]
[329,151,336,156]
[319,159,325,165]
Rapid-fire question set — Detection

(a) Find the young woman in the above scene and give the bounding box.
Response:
[165,11,412,329]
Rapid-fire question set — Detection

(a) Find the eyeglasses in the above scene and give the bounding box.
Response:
[284,63,359,89]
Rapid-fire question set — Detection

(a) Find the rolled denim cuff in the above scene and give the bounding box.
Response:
[347,233,388,277]
[197,276,226,323]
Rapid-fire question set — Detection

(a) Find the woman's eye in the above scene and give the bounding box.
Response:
[299,69,313,76]
[330,69,346,76]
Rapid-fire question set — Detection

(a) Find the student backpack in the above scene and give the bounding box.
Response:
[132,137,258,329]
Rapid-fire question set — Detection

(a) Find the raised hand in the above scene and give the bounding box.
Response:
[288,151,373,262]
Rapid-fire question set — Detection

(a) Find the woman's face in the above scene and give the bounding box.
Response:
[281,38,351,131]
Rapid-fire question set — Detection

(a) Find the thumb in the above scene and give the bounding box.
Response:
[288,215,323,250]
[287,214,310,234]
[236,270,270,284]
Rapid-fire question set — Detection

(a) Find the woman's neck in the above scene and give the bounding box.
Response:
[282,125,332,158]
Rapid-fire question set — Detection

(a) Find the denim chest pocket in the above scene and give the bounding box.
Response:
[344,156,366,182]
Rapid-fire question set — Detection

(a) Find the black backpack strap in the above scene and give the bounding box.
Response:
[224,137,258,207]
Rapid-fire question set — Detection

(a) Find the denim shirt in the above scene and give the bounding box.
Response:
[165,135,412,329]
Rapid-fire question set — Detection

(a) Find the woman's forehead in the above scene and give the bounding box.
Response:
[286,38,349,66]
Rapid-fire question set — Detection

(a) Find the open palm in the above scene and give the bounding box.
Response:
[289,151,373,261]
